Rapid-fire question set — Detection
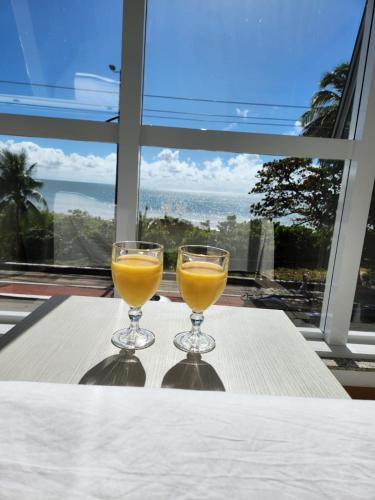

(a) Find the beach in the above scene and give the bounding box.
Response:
[39,178,253,228]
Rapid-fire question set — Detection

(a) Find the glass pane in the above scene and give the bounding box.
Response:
[0,136,116,269]
[0,0,122,120]
[144,0,364,137]
[139,147,344,327]
[351,182,375,332]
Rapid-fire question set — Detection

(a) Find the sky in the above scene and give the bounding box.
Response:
[0,0,366,192]
[0,138,264,194]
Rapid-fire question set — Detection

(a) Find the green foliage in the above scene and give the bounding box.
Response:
[138,211,331,273]
[139,214,196,269]
[274,267,327,282]
[250,62,349,231]
[0,149,47,260]
[274,223,331,268]
[300,62,349,138]
[0,204,335,277]
[210,216,253,270]
[247,60,375,275]
[0,208,53,262]
[21,209,54,262]
[0,148,116,268]
[0,208,114,267]
[250,158,343,229]
[53,210,114,267]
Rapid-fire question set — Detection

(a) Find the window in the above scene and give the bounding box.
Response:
[351,182,375,332]
[0,0,122,120]
[143,0,364,136]
[139,147,343,327]
[0,0,375,352]
[0,136,116,268]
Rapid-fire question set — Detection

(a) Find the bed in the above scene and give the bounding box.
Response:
[1,381,375,499]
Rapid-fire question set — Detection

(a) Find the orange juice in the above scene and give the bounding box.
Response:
[112,254,162,307]
[177,261,227,312]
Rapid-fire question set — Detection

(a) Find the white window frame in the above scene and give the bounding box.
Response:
[0,0,374,352]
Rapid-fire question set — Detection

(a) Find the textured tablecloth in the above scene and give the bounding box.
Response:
[1,381,375,499]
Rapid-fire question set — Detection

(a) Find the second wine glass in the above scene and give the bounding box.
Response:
[175,245,229,353]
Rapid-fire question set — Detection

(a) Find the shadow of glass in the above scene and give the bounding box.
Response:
[79,349,146,387]
[162,353,225,391]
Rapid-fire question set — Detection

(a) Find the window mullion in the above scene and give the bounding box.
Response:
[115,0,146,242]
[0,113,117,143]
[140,125,355,161]
[321,0,375,345]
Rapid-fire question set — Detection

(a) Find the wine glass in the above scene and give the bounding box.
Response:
[111,241,163,350]
[174,245,229,353]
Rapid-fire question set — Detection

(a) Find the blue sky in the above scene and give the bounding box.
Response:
[0,0,122,120]
[143,0,365,135]
[0,0,365,188]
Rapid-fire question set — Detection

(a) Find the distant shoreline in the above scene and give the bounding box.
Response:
[37,178,254,229]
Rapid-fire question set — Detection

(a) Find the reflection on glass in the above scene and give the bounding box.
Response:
[0,136,116,268]
[351,182,375,331]
[144,0,364,135]
[79,350,146,387]
[0,0,122,120]
[162,353,225,391]
[139,148,342,329]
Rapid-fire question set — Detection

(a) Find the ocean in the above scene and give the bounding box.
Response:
[39,178,253,228]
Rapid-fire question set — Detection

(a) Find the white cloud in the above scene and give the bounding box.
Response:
[236,108,250,118]
[0,140,263,193]
[283,120,303,136]
[140,149,262,193]
[0,139,117,184]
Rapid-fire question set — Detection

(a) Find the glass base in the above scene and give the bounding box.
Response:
[174,331,216,354]
[111,328,155,350]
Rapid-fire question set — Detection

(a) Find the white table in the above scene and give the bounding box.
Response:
[0,295,348,398]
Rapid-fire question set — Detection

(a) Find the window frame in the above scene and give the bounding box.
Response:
[0,0,374,351]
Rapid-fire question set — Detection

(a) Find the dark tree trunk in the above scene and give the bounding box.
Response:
[15,205,27,262]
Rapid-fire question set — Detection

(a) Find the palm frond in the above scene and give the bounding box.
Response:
[27,190,48,208]
[311,90,340,108]
[27,163,38,175]
[301,62,349,138]
[319,63,350,92]
[0,148,47,214]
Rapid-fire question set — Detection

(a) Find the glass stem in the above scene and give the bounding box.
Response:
[189,311,204,351]
[128,307,142,344]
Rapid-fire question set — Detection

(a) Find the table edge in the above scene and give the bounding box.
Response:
[0,295,69,351]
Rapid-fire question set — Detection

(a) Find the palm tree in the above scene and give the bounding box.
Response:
[0,149,47,261]
[250,62,351,230]
[300,62,349,138]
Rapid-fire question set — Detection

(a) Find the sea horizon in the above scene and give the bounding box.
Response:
[37,178,254,229]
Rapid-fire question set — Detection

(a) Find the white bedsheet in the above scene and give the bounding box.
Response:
[1,382,375,499]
